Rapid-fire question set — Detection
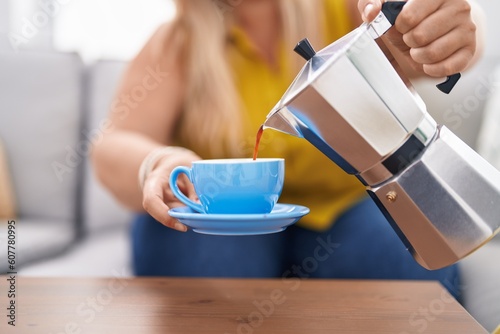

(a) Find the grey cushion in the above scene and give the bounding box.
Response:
[18,224,132,277]
[83,60,132,234]
[0,51,83,222]
[0,219,74,273]
[0,51,83,270]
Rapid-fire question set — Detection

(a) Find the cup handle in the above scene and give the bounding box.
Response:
[169,166,204,213]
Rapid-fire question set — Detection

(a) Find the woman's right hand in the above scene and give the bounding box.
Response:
[358,0,480,77]
[141,147,202,232]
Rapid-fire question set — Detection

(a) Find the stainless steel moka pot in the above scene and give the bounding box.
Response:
[264,2,500,270]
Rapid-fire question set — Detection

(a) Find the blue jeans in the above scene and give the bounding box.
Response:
[131,197,461,300]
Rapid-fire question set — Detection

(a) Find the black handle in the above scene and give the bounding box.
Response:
[381,1,460,94]
[436,73,461,94]
[381,1,406,25]
[294,38,316,61]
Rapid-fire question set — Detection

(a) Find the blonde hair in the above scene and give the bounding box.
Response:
[169,0,321,158]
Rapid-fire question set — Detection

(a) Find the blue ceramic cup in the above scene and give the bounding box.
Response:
[169,158,284,214]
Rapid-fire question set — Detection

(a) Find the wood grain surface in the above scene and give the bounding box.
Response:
[0,277,487,334]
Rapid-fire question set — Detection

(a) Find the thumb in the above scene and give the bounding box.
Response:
[358,0,383,22]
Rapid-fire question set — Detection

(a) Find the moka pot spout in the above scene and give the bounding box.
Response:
[263,106,303,138]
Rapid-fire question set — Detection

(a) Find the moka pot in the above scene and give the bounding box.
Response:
[264,2,500,270]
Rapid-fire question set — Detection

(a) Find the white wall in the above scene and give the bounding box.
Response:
[52,0,175,62]
[0,0,174,58]
[8,0,53,51]
[2,0,498,59]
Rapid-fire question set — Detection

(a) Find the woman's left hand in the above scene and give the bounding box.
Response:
[358,0,480,77]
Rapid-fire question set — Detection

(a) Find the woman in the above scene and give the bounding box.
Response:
[92,0,484,298]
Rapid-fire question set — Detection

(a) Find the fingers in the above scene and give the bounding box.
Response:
[140,148,202,232]
[360,0,477,77]
[142,175,188,232]
[358,0,382,22]
[394,0,441,34]
[177,173,199,203]
[422,48,474,78]
[409,28,475,73]
[401,1,476,76]
[401,9,456,48]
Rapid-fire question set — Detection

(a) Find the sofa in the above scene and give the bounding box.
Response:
[0,50,499,331]
[0,51,132,277]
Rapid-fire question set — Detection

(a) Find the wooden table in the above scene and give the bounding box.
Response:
[0,277,487,333]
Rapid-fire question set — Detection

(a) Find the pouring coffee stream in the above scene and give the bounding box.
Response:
[253,125,264,160]
[257,2,500,270]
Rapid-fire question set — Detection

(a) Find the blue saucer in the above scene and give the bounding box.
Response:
[168,203,310,235]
